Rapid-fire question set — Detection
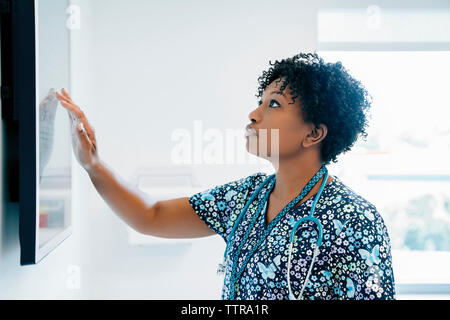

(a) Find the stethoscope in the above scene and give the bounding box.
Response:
[219,166,329,300]
[287,168,327,300]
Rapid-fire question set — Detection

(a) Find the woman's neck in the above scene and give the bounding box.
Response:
[271,154,332,201]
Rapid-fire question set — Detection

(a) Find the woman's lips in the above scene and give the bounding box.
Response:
[245,124,258,136]
[245,129,257,137]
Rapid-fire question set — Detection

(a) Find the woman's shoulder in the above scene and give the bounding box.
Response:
[188,171,270,240]
[328,176,388,232]
[192,171,268,201]
[230,171,270,191]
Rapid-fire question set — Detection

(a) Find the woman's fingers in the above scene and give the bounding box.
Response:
[56,91,71,106]
[56,91,86,121]
[58,98,83,119]
[56,91,97,150]
[61,88,74,103]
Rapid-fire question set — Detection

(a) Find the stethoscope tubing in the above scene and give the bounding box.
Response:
[289,169,328,245]
[287,169,328,300]
[223,167,329,299]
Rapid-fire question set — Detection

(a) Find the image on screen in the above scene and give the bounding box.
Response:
[37,0,72,252]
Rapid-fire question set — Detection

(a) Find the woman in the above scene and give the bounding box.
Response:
[56,52,395,300]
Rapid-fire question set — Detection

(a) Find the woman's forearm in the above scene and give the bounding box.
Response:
[86,159,157,234]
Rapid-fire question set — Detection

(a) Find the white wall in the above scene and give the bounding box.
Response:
[0,0,318,299]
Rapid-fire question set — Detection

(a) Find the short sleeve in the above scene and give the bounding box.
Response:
[188,172,266,242]
[328,206,396,300]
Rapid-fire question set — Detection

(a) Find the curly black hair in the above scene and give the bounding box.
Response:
[255,52,372,166]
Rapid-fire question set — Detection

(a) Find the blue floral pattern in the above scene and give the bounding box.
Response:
[188,172,396,300]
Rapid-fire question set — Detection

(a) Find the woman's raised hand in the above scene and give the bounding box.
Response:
[56,88,100,172]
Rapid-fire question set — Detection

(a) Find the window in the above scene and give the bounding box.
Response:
[318,5,450,298]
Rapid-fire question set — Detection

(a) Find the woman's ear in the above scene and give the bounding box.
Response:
[303,123,327,148]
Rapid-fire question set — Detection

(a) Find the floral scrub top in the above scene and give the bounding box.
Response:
[188,172,396,300]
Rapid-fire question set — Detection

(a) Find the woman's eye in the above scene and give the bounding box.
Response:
[269,99,281,108]
[258,99,281,108]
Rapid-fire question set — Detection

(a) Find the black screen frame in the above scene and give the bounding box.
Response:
[14,0,37,265]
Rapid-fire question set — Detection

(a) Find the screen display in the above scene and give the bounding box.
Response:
[37,0,72,255]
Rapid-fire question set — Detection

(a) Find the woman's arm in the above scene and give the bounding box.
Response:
[87,160,215,238]
[55,88,215,239]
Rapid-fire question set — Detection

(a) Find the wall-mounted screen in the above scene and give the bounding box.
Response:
[36,0,72,261]
[5,0,73,264]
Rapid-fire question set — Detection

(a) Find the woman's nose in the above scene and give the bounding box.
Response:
[248,106,261,124]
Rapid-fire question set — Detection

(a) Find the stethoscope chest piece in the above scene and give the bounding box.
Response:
[217,258,226,276]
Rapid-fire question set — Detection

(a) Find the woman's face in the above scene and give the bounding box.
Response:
[246,78,319,162]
